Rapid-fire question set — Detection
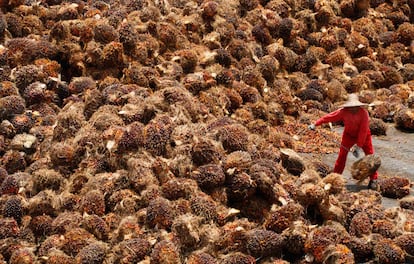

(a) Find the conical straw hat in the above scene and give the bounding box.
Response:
[341,93,368,108]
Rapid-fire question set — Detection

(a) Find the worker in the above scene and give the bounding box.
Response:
[308,93,379,190]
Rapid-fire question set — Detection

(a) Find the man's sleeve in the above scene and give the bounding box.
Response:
[315,109,343,126]
[357,109,370,147]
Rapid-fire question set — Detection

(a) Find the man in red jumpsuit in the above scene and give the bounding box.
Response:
[308,93,379,190]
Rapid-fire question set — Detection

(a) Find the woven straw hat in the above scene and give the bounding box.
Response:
[341,94,368,108]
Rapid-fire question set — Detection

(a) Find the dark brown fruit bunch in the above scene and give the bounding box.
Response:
[29,214,53,238]
[0,174,18,195]
[143,115,173,156]
[373,238,406,264]
[379,176,411,199]
[80,189,106,216]
[0,217,19,239]
[146,197,175,229]
[370,117,387,136]
[187,251,217,264]
[94,23,119,44]
[74,242,107,264]
[2,195,23,224]
[349,212,372,237]
[191,139,222,166]
[190,193,218,223]
[61,228,95,256]
[395,233,414,256]
[220,252,256,264]
[191,164,225,190]
[0,95,26,120]
[372,219,399,238]
[226,171,257,201]
[346,236,374,263]
[265,202,304,233]
[245,229,284,258]
[217,124,249,152]
[82,214,109,241]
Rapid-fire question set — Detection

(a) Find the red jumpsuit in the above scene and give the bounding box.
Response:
[315,107,378,180]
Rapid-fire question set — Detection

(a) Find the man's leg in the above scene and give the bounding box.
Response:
[333,136,354,174]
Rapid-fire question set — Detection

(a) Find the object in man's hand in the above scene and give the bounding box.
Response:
[351,154,381,181]
[350,145,363,158]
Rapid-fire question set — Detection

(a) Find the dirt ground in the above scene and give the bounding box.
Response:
[303,124,414,208]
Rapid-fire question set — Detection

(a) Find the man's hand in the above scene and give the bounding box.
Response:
[308,124,316,130]
[350,145,363,158]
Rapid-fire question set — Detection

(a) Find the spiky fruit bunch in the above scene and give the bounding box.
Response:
[373,238,406,264]
[0,95,26,120]
[29,214,53,238]
[279,148,306,176]
[321,173,346,194]
[372,219,399,238]
[399,197,414,210]
[282,221,309,257]
[6,38,58,67]
[248,159,281,201]
[61,228,95,256]
[220,252,256,264]
[32,168,64,194]
[68,76,96,95]
[74,242,107,264]
[191,164,225,190]
[9,248,36,264]
[394,108,414,131]
[161,178,198,201]
[222,151,252,172]
[38,234,65,257]
[0,174,19,195]
[3,195,23,224]
[395,233,414,256]
[146,197,175,229]
[80,189,105,216]
[171,213,202,250]
[113,238,151,263]
[379,176,411,198]
[297,88,324,102]
[52,102,86,141]
[191,139,222,166]
[370,117,387,136]
[244,229,284,258]
[143,115,173,156]
[187,251,217,264]
[304,224,350,263]
[349,212,372,237]
[217,124,250,152]
[94,23,119,44]
[0,217,19,239]
[1,150,27,174]
[226,171,257,201]
[150,240,181,264]
[190,193,218,223]
[44,249,75,264]
[82,214,109,241]
[264,202,304,233]
[346,236,374,263]
[52,211,83,234]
